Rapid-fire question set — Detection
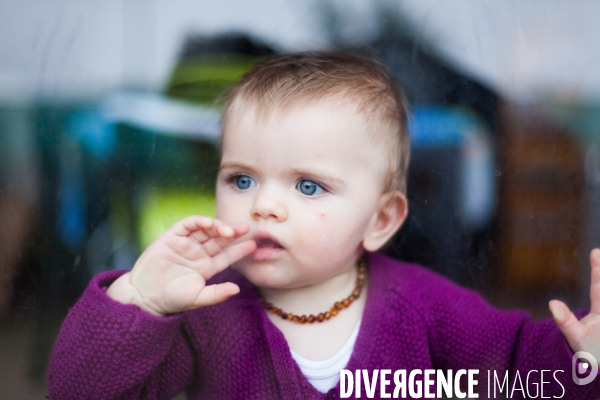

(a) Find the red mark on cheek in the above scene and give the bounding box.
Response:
[320,213,326,218]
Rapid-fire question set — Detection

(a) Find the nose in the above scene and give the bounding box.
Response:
[250,185,287,222]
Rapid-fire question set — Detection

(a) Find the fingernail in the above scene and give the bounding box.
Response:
[551,304,565,322]
[222,227,234,237]
[594,249,600,263]
[200,217,212,226]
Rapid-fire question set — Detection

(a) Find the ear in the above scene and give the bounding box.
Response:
[362,191,408,252]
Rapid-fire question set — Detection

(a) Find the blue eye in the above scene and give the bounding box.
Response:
[297,179,325,196]
[234,175,256,190]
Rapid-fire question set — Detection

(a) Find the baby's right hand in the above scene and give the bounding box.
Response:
[106,216,256,316]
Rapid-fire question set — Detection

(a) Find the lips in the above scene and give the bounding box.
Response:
[250,233,284,260]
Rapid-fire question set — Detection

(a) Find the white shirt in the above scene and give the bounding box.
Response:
[290,319,361,393]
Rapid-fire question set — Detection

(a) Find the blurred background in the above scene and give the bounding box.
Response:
[1,0,600,398]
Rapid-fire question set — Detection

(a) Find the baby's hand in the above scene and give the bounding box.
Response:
[106,216,256,316]
[550,249,600,360]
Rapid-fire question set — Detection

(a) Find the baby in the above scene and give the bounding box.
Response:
[49,52,600,399]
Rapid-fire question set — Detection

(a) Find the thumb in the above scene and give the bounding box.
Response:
[193,282,240,309]
[550,299,583,352]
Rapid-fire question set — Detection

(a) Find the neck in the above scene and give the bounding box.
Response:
[257,257,362,317]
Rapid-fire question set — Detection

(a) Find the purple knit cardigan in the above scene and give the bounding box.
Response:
[48,253,600,399]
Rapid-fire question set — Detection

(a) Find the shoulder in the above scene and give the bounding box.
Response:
[367,252,500,319]
[368,252,467,300]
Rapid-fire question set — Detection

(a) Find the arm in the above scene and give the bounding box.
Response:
[422,265,600,399]
[48,271,195,400]
[106,216,256,316]
[48,216,257,399]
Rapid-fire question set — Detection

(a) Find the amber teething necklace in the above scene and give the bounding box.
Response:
[259,256,367,324]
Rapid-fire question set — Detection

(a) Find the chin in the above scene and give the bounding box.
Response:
[236,263,308,291]
[232,261,283,288]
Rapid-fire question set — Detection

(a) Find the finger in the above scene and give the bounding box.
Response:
[215,220,235,238]
[590,249,600,314]
[189,219,235,243]
[193,282,240,308]
[188,221,247,257]
[550,299,583,352]
[175,218,247,242]
[209,240,257,274]
[192,235,235,258]
[173,216,234,240]
[170,215,214,237]
[204,218,235,238]
[232,222,250,238]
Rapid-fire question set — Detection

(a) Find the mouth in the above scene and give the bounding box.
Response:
[250,233,284,260]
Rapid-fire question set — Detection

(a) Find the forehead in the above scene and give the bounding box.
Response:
[221,98,381,165]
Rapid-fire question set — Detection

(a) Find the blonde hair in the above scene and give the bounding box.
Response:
[222,51,410,193]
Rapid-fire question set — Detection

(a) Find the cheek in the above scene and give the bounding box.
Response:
[324,205,373,243]
[215,185,226,218]
[215,192,228,220]
[215,191,245,223]
[296,208,360,250]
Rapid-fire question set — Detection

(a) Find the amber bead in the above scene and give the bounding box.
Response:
[259,255,368,324]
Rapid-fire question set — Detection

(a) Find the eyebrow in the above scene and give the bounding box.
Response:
[286,167,346,186]
[219,161,259,174]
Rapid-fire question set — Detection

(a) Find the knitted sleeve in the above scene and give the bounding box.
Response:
[47,270,196,400]
[414,266,600,399]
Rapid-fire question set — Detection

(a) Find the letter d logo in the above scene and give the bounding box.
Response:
[572,351,598,385]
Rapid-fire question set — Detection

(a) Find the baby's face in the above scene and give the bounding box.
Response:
[216,99,387,289]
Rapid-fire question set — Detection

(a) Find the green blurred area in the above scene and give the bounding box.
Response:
[166,54,263,105]
[138,188,216,250]
[113,125,222,250]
